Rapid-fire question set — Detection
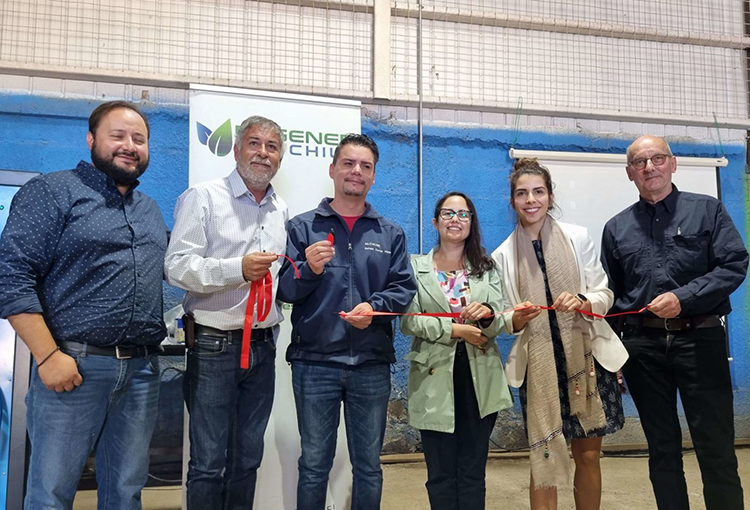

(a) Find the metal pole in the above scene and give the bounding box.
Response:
[417,0,424,254]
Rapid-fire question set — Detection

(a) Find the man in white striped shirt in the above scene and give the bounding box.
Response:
[165,115,288,509]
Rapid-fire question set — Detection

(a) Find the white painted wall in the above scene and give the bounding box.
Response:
[0,0,746,122]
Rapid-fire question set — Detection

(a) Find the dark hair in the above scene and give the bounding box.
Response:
[88,101,150,139]
[433,191,495,277]
[332,133,380,165]
[509,157,555,211]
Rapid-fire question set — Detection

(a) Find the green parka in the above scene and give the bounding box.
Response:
[400,250,513,433]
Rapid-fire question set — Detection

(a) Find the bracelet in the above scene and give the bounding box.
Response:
[37,346,61,368]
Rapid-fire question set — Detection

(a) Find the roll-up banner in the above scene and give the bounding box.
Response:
[188,84,361,509]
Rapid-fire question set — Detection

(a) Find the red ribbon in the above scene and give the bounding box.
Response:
[241,272,273,369]
[239,253,300,370]
[279,253,300,280]
[338,305,649,320]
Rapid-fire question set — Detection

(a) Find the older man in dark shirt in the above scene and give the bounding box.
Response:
[601,135,747,510]
[0,101,167,510]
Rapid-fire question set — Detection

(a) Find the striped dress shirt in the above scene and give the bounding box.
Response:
[165,169,288,330]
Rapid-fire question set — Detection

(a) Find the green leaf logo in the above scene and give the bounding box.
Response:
[207,119,234,157]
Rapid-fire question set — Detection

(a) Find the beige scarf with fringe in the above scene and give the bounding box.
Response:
[515,217,606,489]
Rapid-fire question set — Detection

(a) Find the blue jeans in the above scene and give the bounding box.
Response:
[292,361,391,510]
[184,327,277,510]
[24,345,161,510]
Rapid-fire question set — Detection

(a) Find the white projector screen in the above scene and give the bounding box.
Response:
[523,156,720,254]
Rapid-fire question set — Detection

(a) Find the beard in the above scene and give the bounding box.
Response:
[343,186,365,197]
[237,157,279,192]
[91,142,149,186]
[342,179,367,197]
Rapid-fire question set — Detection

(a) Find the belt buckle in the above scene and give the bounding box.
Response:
[663,318,688,332]
[115,346,134,360]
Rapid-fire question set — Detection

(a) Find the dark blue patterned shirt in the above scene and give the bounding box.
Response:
[0,161,168,346]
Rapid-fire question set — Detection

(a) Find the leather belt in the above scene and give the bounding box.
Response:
[624,315,722,331]
[59,341,163,359]
[195,323,271,341]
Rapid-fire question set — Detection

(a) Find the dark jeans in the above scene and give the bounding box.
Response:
[184,327,277,510]
[420,342,497,510]
[622,324,743,510]
[292,361,391,510]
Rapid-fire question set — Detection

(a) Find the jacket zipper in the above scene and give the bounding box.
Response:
[348,238,354,361]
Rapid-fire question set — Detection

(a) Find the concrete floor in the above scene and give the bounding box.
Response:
[74,448,750,509]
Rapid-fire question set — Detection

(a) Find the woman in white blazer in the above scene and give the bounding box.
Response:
[491,158,627,510]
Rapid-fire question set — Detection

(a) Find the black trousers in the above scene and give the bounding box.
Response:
[621,324,743,510]
[420,342,498,510]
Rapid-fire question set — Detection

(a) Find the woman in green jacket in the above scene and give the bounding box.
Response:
[401,191,513,510]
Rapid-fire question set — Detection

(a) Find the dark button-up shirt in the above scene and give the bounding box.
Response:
[601,185,748,318]
[0,161,168,346]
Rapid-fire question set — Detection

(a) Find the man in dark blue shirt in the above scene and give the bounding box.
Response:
[0,101,168,510]
[601,135,747,510]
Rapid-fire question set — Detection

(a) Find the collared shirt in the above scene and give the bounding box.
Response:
[601,185,748,318]
[165,169,288,331]
[0,161,168,346]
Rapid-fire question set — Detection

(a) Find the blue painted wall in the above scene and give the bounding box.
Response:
[1,93,748,448]
[370,118,750,444]
[0,95,189,308]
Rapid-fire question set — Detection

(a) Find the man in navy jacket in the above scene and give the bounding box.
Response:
[278,133,416,510]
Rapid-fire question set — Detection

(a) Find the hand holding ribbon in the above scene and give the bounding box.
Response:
[305,239,335,275]
[240,251,300,369]
[242,252,279,282]
[341,302,374,330]
[337,304,649,321]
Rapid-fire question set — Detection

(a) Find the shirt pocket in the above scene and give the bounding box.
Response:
[670,230,711,277]
[612,241,645,276]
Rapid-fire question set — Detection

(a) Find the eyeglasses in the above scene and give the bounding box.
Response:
[439,208,472,222]
[628,154,672,170]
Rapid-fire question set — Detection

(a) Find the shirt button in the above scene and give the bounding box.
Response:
[136,301,141,307]
[656,218,660,222]
[657,263,662,268]
[137,272,142,277]
[428,368,435,375]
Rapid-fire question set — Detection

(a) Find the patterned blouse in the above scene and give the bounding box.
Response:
[435,268,471,325]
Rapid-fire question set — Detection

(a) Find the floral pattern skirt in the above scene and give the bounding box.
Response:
[519,325,625,439]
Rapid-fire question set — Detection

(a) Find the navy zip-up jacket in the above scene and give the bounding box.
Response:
[277,198,416,366]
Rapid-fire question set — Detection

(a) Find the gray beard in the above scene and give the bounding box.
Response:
[237,162,277,193]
